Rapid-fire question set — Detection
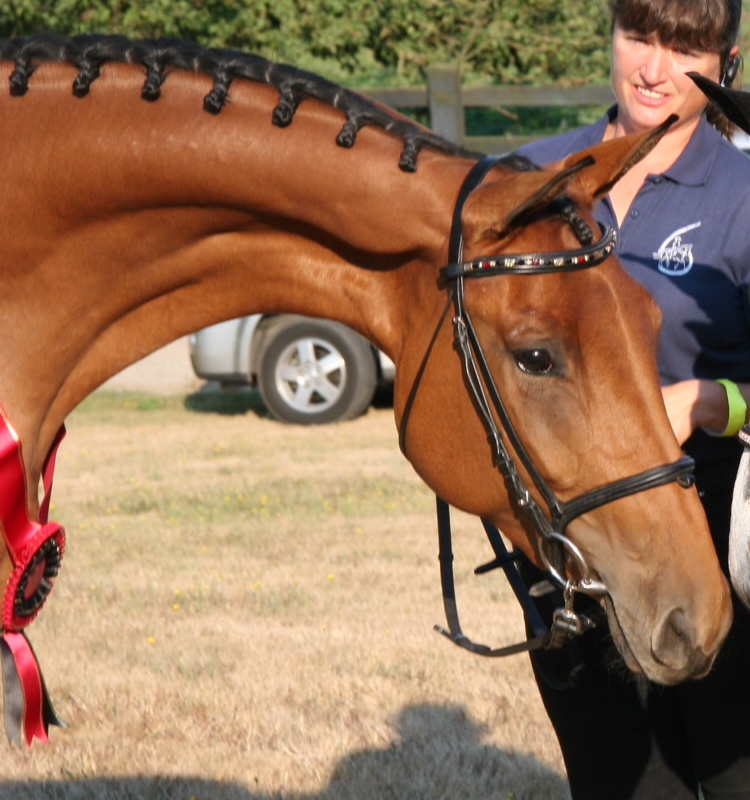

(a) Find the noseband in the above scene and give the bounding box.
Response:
[400,155,696,656]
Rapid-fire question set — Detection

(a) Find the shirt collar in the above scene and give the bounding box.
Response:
[661,115,719,187]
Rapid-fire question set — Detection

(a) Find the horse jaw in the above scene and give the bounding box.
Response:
[729,449,750,609]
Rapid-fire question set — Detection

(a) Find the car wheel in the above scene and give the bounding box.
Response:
[257,317,378,424]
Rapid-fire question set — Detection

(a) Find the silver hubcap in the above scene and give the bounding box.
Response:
[274,336,346,414]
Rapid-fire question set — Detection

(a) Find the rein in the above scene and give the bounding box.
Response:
[400,155,697,658]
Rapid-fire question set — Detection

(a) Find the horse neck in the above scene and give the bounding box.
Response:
[0,61,469,485]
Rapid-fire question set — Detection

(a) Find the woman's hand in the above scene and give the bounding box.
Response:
[662,379,749,445]
[661,380,703,445]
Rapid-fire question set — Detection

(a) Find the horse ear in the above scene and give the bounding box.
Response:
[500,156,593,230]
[563,114,677,201]
[462,157,595,244]
[461,116,675,246]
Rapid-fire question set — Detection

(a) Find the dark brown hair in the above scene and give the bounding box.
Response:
[608,0,742,136]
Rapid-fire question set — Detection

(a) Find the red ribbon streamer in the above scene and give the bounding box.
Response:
[0,632,63,746]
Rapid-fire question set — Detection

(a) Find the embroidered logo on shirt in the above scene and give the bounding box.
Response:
[653,222,701,276]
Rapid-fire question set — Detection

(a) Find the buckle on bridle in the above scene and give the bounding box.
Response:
[548,584,599,648]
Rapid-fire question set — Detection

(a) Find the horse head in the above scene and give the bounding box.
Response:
[396,124,732,685]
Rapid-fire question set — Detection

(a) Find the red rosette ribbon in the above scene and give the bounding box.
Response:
[0,411,66,746]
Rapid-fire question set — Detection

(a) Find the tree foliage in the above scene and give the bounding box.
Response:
[0,0,613,86]
[5,1,750,88]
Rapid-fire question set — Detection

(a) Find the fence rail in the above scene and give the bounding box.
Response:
[362,64,614,153]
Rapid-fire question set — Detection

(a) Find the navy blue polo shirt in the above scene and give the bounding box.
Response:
[517,110,750,464]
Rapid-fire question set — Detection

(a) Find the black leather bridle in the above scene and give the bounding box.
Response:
[399,155,697,657]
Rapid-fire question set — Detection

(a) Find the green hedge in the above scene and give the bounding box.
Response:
[8,1,750,88]
[1,0,613,86]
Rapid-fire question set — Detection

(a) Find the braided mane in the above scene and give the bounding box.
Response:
[0,33,482,172]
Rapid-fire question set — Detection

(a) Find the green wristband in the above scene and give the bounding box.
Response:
[716,379,748,438]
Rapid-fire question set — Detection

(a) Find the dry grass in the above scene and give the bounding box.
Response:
[0,390,569,799]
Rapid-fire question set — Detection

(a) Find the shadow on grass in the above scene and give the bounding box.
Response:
[183,384,395,419]
[0,704,568,800]
[184,384,270,417]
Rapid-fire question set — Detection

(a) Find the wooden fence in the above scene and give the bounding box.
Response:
[363,64,614,153]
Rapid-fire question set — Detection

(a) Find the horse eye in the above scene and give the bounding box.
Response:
[514,348,556,375]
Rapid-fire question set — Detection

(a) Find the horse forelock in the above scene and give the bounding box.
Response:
[0,33,482,172]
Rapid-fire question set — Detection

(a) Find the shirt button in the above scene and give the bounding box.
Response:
[630,209,639,218]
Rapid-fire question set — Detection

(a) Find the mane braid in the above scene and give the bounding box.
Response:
[559,198,594,246]
[0,33,483,172]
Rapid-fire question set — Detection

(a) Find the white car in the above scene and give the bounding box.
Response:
[189,314,396,424]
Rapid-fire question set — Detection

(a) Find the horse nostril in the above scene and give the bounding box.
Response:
[651,608,709,674]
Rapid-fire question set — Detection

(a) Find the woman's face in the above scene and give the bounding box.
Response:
[611,22,725,135]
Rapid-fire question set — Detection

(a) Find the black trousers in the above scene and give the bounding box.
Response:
[525,460,750,800]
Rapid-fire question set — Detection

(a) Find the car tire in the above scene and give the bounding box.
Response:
[256,317,378,424]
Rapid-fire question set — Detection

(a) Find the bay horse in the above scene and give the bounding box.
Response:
[0,34,732,745]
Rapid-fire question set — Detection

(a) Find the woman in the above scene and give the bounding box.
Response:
[515,1,750,797]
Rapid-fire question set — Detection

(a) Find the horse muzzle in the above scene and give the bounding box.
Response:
[604,574,733,685]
